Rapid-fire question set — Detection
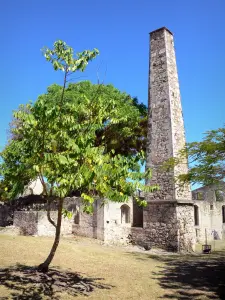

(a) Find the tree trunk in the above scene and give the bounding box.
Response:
[37,198,64,273]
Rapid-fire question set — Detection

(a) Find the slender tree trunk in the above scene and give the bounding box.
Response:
[37,198,64,273]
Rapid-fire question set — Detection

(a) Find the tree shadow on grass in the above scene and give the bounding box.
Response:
[150,251,225,300]
[0,264,113,299]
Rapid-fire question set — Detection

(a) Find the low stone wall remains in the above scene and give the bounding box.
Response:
[14,211,38,235]
[13,211,73,236]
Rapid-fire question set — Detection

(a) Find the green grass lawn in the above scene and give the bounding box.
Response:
[0,235,225,299]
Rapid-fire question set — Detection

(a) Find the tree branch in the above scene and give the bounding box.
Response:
[39,174,48,196]
[47,198,56,228]
[66,75,87,83]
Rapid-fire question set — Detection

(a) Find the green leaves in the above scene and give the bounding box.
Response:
[165,126,225,186]
[134,197,147,207]
[42,40,99,74]
[58,154,68,165]
[184,127,225,185]
[62,208,73,219]
[81,193,94,213]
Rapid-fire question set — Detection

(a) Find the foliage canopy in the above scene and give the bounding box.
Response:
[165,126,225,187]
[0,40,155,207]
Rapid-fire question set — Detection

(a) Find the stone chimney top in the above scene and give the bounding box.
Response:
[150,27,173,36]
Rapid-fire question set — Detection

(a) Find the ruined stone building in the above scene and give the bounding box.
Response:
[192,183,225,243]
[1,27,225,251]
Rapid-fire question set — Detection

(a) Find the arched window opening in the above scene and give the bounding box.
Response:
[194,205,199,226]
[222,206,225,224]
[121,204,130,224]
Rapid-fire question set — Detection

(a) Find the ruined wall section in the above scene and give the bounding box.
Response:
[37,211,73,236]
[72,198,105,241]
[13,211,73,236]
[14,211,38,235]
[192,184,225,243]
[194,200,225,243]
[103,198,133,244]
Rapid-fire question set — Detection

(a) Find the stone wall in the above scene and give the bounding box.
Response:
[11,195,198,251]
[193,201,225,243]
[72,197,145,246]
[104,223,132,245]
[192,184,225,243]
[130,227,145,246]
[14,211,38,235]
[13,210,74,236]
[8,196,138,246]
[141,201,195,251]
[143,202,179,250]
[194,202,225,243]
[72,198,105,240]
[103,198,133,244]
[176,204,196,251]
[37,211,74,236]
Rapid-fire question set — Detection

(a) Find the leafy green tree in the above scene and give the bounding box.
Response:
[7,83,147,158]
[165,126,225,186]
[95,94,147,156]
[0,40,157,272]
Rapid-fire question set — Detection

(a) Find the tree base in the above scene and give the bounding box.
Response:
[37,263,49,273]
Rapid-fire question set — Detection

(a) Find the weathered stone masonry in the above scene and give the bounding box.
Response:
[144,27,195,251]
[146,27,190,199]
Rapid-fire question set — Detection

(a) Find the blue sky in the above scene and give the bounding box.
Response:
[0,0,224,151]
